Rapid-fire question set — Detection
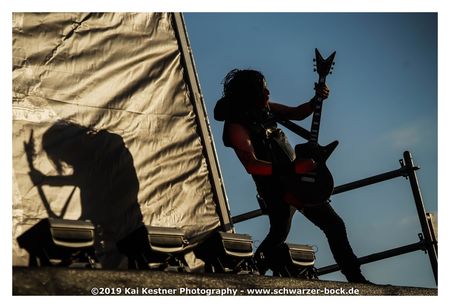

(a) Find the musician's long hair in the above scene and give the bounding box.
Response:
[214,69,266,121]
[42,121,96,174]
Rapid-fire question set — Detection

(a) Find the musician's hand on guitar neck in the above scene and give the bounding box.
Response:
[314,82,330,100]
[294,158,316,174]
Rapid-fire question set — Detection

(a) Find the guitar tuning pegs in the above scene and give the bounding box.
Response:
[313,59,316,62]
[313,69,317,72]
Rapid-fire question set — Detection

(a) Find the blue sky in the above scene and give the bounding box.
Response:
[184,13,437,288]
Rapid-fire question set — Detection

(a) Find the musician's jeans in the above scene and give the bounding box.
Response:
[255,196,366,282]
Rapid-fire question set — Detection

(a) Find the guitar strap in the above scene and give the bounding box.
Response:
[223,107,295,168]
[245,109,295,167]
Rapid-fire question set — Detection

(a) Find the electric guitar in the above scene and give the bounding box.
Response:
[288,48,338,205]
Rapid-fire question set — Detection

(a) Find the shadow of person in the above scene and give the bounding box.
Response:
[25,121,144,269]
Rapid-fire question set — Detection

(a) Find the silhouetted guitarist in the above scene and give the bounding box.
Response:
[214,56,368,282]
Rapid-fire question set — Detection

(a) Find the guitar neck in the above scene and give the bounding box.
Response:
[309,48,336,144]
[309,77,327,144]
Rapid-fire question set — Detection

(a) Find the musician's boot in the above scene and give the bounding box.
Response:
[254,251,269,275]
[342,268,372,284]
[256,244,294,277]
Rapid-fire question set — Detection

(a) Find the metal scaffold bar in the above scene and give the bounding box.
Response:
[230,151,437,285]
[232,157,419,223]
[317,240,427,276]
[402,151,438,284]
[232,209,264,224]
[332,165,416,195]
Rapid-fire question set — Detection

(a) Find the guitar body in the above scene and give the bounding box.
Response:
[289,140,338,205]
[275,49,338,207]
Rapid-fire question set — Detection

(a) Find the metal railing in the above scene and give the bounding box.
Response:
[231,151,438,285]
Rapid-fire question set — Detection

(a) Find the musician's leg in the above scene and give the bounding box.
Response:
[255,195,296,273]
[301,201,368,283]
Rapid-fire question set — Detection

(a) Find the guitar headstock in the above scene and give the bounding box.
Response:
[23,130,37,167]
[313,48,336,80]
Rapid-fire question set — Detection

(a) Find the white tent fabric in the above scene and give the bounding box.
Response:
[12,13,221,267]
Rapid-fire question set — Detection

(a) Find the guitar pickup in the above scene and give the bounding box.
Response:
[300,175,316,183]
